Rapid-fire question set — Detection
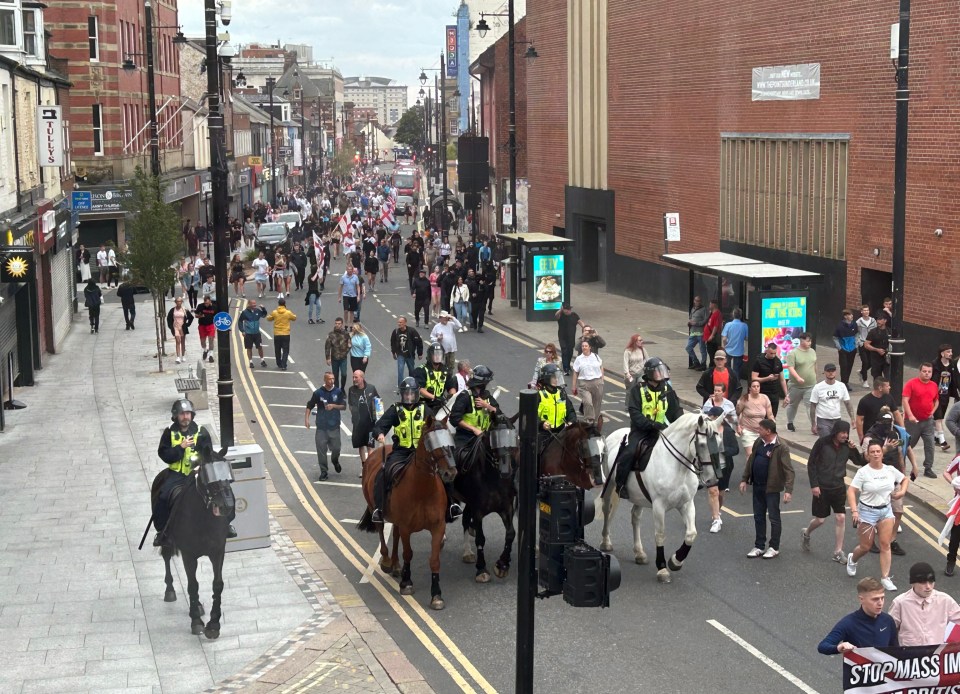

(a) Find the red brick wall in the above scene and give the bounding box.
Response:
[485,20,528,188]
[601,0,960,331]
[526,0,566,234]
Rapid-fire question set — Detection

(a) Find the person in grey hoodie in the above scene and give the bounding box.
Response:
[855,304,878,387]
[685,295,709,370]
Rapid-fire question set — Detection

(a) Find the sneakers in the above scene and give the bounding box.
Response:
[862,380,870,388]
[208,354,214,364]
[709,518,722,533]
[880,576,897,591]
[946,558,956,577]
[787,422,796,432]
[333,460,342,473]
[924,469,938,479]
[260,358,267,367]
[846,553,858,577]
[308,319,315,324]
[202,350,208,361]
[941,441,952,452]
[762,548,779,559]
[175,357,182,364]
[249,359,255,368]
[832,551,846,564]
[318,471,329,481]
[801,531,811,552]
[746,548,763,558]
[890,541,906,556]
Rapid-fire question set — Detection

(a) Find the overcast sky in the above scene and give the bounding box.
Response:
[179,0,463,105]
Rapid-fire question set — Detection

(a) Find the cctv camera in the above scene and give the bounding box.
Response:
[218,0,232,25]
[935,228,944,237]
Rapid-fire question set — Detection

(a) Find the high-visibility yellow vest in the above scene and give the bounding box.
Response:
[424,368,446,398]
[395,404,425,448]
[639,385,668,424]
[538,389,566,429]
[168,427,204,475]
[461,394,491,432]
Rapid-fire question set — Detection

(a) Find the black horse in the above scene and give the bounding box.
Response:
[152,448,235,639]
[453,417,520,582]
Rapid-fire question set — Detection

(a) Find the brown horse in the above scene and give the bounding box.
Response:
[357,418,457,610]
[540,417,605,490]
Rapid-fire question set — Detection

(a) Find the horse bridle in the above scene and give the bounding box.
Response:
[658,422,718,477]
[544,424,599,475]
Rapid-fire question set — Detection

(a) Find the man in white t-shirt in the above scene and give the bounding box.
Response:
[430,311,462,372]
[96,244,109,284]
[809,363,855,438]
[106,246,118,287]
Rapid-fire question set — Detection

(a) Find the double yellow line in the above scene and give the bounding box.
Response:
[230,307,496,694]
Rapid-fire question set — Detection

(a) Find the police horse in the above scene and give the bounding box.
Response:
[154,449,236,638]
[453,416,520,582]
[599,412,723,583]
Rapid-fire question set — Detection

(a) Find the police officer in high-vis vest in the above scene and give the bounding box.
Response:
[414,342,454,415]
[450,365,502,448]
[152,399,236,546]
[615,357,683,497]
[370,378,428,523]
[537,364,577,433]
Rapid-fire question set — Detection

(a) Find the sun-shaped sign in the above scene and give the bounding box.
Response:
[4,255,28,279]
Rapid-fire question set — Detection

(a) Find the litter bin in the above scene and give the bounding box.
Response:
[224,444,270,552]
[501,257,516,304]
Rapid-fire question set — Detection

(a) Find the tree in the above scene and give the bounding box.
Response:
[329,148,356,180]
[394,105,425,152]
[121,167,183,372]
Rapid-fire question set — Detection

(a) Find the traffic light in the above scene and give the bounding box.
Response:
[537,476,620,607]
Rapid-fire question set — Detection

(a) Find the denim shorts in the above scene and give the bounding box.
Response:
[858,502,895,526]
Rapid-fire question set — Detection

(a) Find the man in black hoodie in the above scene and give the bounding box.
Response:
[801,420,862,562]
[116,282,138,330]
[410,268,432,327]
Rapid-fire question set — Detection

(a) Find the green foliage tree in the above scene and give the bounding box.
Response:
[329,148,356,180]
[394,105,425,152]
[447,141,457,161]
[120,167,183,372]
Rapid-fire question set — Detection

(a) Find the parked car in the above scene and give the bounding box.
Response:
[255,222,290,262]
[276,212,302,231]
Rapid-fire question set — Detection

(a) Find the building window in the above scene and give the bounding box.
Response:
[719,134,849,260]
[0,8,15,46]
[92,104,103,155]
[88,16,99,61]
[21,10,36,55]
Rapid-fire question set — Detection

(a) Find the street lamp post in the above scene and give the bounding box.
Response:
[890,0,911,397]
[143,0,160,178]
[265,77,277,206]
[440,52,448,238]
[203,0,233,446]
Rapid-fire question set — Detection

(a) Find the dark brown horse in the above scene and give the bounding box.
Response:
[155,449,234,639]
[357,418,457,610]
[540,417,605,490]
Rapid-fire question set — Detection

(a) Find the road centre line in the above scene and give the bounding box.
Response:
[230,309,495,694]
[706,619,820,694]
[314,480,363,489]
[268,404,305,408]
[295,451,361,458]
[261,385,310,390]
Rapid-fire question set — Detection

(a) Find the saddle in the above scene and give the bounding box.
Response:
[615,433,658,475]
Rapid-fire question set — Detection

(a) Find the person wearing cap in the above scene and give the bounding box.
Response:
[818,577,899,655]
[751,343,790,418]
[695,350,742,403]
[430,311,462,373]
[267,297,297,370]
[701,393,739,534]
[801,421,862,563]
[889,562,960,646]
[809,363,855,438]
[740,418,794,559]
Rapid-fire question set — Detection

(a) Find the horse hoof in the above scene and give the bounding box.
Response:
[164,590,177,603]
[391,567,401,580]
[668,557,683,572]
[635,555,648,565]
[204,627,220,640]
[379,559,392,573]
[462,553,476,564]
[599,540,613,552]
[400,584,414,596]
[657,569,672,584]
[475,572,491,584]
[191,622,204,635]
[430,596,445,610]
[494,565,509,579]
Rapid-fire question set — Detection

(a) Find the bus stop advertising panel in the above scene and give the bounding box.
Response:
[755,291,809,365]
[527,251,567,321]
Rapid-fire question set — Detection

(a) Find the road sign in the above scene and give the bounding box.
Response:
[214,312,233,331]
[664,212,681,241]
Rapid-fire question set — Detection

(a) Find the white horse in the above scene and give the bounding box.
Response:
[599,412,724,583]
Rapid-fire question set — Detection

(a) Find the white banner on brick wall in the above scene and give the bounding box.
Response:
[752,63,820,101]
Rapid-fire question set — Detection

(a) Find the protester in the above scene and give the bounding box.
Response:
[818,577,899,654]
[267,297,297,370]
[739,419,794,559]
[889,562,960,646]
[304,371,345,481]
[802,421,861,563]
[348,370,380,470]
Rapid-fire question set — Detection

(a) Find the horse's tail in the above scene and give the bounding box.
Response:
[357,508,377,533]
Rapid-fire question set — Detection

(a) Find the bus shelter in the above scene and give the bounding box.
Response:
[498,233,576,322]
[662,252,823,361]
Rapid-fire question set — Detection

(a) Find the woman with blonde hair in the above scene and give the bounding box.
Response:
[349,322,372,373]
[532,343,565,388]
[736,379,775,458]
[623,334,648,389]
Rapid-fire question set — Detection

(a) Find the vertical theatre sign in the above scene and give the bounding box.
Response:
[446,25,458,77]
[36,105,64,167]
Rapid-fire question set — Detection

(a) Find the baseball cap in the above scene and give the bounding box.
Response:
[824,363,838,371]
[909,562,936,583]
[881,412,894,420]
[714,350,727,359]
[706,406,725,417]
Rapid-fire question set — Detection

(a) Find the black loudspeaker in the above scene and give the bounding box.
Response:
[458,136,489,193]
[464,192,481,210]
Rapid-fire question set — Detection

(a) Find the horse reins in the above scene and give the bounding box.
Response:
[658,428,710,476]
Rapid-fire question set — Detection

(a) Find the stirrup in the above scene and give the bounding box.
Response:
[227,524,237,538]
[448,503,463,520]
[617,485,630,500]
[152,532,165,547]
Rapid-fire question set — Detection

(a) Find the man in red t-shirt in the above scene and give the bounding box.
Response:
[903,362,939,478]
[702,299,723,369]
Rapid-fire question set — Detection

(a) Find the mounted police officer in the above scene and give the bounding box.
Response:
[537,363,576,433]
[615,357,683,497]
[370,378,428,523]
[414,342,454,416]
[152,399,236,546]
[449,365,501,517]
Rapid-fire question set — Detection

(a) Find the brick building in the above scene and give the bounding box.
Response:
[525,0,959,356]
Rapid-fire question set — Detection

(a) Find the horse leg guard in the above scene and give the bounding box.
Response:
[655,546,667,571]
[399,563,413,595]
[430,572,444,610]
[668,542,693,571]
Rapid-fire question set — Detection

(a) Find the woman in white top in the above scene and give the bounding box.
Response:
[846,440,909,591]
[252,251,270,298]
[571,340,604,423]
[623,334,649,389]
[701,388,739,534]
[451,276,471,330]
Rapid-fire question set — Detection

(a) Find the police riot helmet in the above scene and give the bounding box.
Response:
[539,363,561,389]
[399,377,420,405]
[427,342,445,366]
[171,398,196,420]
[642,357,671,383]
[468,364,494,389]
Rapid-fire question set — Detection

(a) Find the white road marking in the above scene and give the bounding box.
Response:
[267,403,305,408]
[260,385,310,390]
[340,518,361,524]
[314,480,363,489]
[706,620,820,694]
[294,450,361,458]
[341,421,353,436]
[260,329,273,340]
[254,369,298,375]
[360,522,393,584]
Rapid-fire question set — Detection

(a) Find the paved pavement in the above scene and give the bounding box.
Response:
[0,290,433,694]
[483,279,958,517]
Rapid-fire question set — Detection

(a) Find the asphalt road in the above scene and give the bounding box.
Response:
[230,220,956,694]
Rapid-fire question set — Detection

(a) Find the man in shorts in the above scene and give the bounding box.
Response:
[338,264,361,327]
[238,298,268,367]
[802,420,862,562]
